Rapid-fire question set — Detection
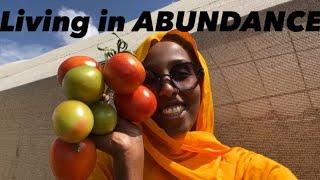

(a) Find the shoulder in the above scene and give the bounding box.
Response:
[222,147,297,180]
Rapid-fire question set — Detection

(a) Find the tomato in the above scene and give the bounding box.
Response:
[49,138,97,180]
[57,56,99,85]
[114,85,157,123]
[52,100,94,143]
[90,102,117,135]
[103,52,145,94]
[63,65,105,104]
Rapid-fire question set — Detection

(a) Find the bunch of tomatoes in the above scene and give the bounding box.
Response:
[49,37,157,180]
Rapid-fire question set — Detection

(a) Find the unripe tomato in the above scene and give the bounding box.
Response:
[114,85,157,123]
[57,56,99,85]
[103,52,145,94]
[49,138,96,180]
[52,100,94,143]
[62,65,105,104]
[90,102,117,135]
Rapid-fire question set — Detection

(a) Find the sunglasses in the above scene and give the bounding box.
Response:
[143,62,203,93]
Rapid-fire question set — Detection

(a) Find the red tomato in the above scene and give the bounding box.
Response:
[103,52,145,94]
[114,85,157,123]
[57,56,99,85]
[49,138,97,180]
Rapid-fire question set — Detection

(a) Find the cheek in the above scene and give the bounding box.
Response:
[189,85,201,105]
[185,85,201,119]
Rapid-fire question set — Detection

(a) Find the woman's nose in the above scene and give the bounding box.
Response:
[159,78,179,97]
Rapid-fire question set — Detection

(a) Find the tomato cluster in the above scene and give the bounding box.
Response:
[50,51,157,179]
[104,52,157,123]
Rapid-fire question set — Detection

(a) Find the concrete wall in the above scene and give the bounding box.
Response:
[0,77,61,179]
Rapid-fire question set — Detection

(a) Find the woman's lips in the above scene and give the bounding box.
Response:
[160,104,186,119]
[162,104,185,115]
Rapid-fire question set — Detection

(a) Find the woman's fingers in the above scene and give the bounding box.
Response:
[116,117,142,137]
[88,116,142,155]
[89,134,113,153]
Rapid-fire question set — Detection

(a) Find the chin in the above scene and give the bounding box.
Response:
[163,121,194,138]
[152,110,196,137]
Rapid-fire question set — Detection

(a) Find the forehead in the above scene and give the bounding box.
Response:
[143,41,192,70]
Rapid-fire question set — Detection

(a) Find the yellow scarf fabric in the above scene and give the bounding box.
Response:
[88,30,297,180]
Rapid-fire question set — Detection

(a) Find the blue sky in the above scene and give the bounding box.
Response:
[0,0,175,65]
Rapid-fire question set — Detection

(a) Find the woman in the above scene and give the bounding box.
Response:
[88,30,297,180]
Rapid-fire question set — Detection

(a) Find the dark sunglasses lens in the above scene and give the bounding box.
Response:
[170,63,198,90]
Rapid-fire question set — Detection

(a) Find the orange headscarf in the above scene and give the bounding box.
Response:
[88,30,297,180]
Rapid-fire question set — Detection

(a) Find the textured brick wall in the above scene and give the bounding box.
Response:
[191,1,320,178]
[195,28,320,179]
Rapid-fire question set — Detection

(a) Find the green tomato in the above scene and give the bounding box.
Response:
[62,65,105,104]
[52,100,94,143]
[91,102,117,135]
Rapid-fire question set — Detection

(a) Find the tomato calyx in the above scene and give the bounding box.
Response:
[75,143,81,153]
[99,87,114,104]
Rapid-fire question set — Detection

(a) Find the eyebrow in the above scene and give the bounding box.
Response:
[144,59,190,71]
[169,59,190,67]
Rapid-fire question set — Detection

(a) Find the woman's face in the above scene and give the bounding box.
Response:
[143,41,201,137]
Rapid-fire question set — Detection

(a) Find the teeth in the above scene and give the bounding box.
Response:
[162,105,185,115]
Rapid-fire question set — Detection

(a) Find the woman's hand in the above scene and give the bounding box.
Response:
[89,117,144,180]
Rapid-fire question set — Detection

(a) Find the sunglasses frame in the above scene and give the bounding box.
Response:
[144,62,204,93]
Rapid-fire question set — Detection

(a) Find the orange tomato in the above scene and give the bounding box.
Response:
[103,52,145,94]
[49,138,97,180]
[114,85,157,123]
[57,56,99,85]
[52,100,94,143]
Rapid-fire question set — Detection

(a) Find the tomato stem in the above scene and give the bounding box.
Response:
[112,32,128,53]
[97,45,117,59]
[97,32,131,60]
[106,88,114,100]
[75,143,81,153]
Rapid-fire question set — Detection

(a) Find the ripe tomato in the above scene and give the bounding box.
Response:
[90,102,117,135]
[52,100,94,143]
[62,66,105,104]
[103,52,145,94]
[49,138,97,180]
[57,56,99,85]
[114,85,157,123]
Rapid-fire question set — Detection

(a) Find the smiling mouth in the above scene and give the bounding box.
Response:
[161,104,186,118]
